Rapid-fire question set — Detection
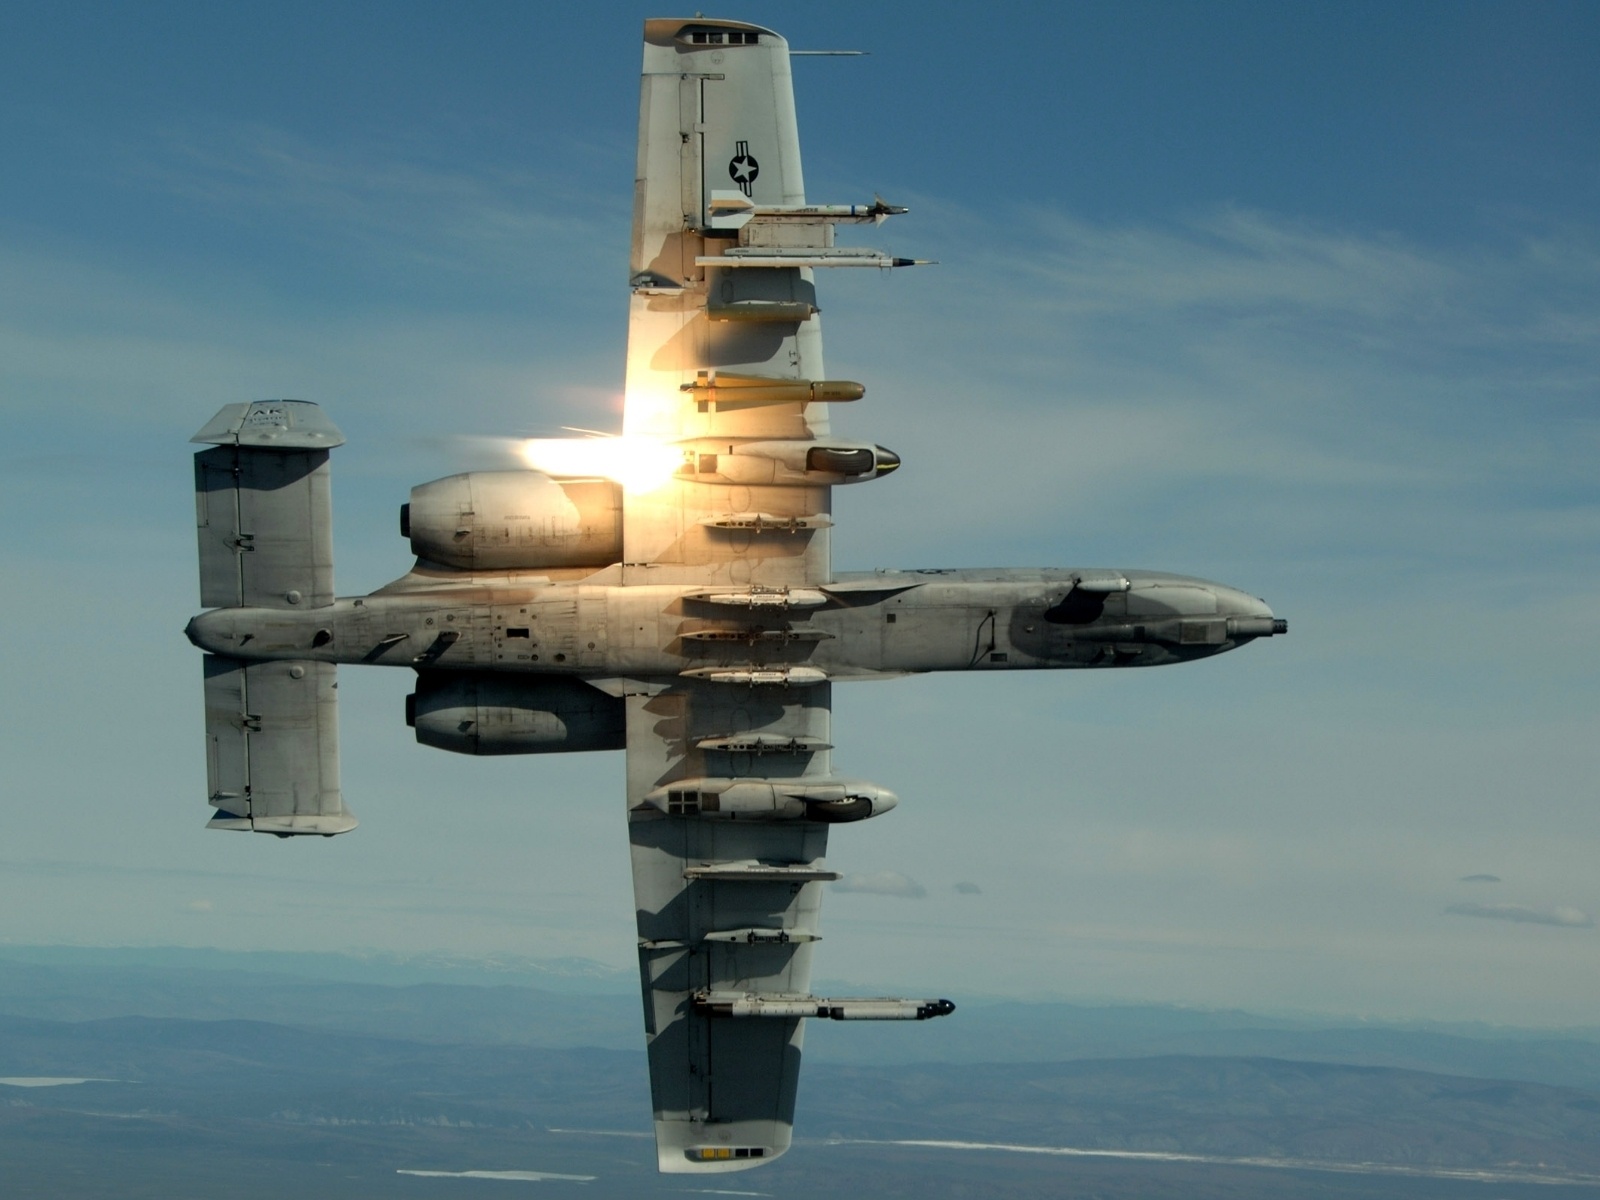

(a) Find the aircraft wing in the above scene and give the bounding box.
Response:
[620,17,887,1173]
[626,677,835,1170]
[623,17,834,590]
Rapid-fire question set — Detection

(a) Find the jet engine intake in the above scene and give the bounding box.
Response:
[407,673,625,755]
[403,471,622,570]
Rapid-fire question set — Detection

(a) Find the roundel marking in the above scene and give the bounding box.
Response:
[728,140,759,196]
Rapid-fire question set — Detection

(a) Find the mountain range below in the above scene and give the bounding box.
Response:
[2,946,1598,1199]
[3,946,1599,1089]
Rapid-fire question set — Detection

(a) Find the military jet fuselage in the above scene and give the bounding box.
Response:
[188,566,1283,710]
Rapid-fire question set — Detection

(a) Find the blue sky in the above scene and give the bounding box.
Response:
[2,2,1597,1025]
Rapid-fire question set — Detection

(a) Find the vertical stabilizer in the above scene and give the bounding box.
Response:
[191,400,352,836]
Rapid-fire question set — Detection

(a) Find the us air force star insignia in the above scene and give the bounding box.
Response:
[728,139,759,197]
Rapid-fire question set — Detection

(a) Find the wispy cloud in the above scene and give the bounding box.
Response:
[130,121,626,277]
[1009,204,1461,324]
[953,882,982,895]
[396,1169,595,1182]
[1446,902,1593,928]
[2,119,627,424]
[827,199,1600,580]
[1459,874,1503,884]
[833,871,927,899]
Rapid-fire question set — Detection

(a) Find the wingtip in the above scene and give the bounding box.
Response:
[654,1119,790,1174]
[657,1141,787,1173]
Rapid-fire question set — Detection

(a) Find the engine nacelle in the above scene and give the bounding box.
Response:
[406,674,625,755]
[402,471,622,570]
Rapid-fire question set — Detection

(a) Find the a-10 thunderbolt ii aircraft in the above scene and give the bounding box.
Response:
[184,16,1286,1175]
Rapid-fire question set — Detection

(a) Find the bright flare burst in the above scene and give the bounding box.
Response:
[519,435,682,492]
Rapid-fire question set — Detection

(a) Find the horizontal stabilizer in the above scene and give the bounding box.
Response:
[202,654,351,836]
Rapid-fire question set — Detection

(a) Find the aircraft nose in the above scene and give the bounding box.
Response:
[1222,589,1273,619]
[1215,587,1288,638]
[874,446,901,476]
